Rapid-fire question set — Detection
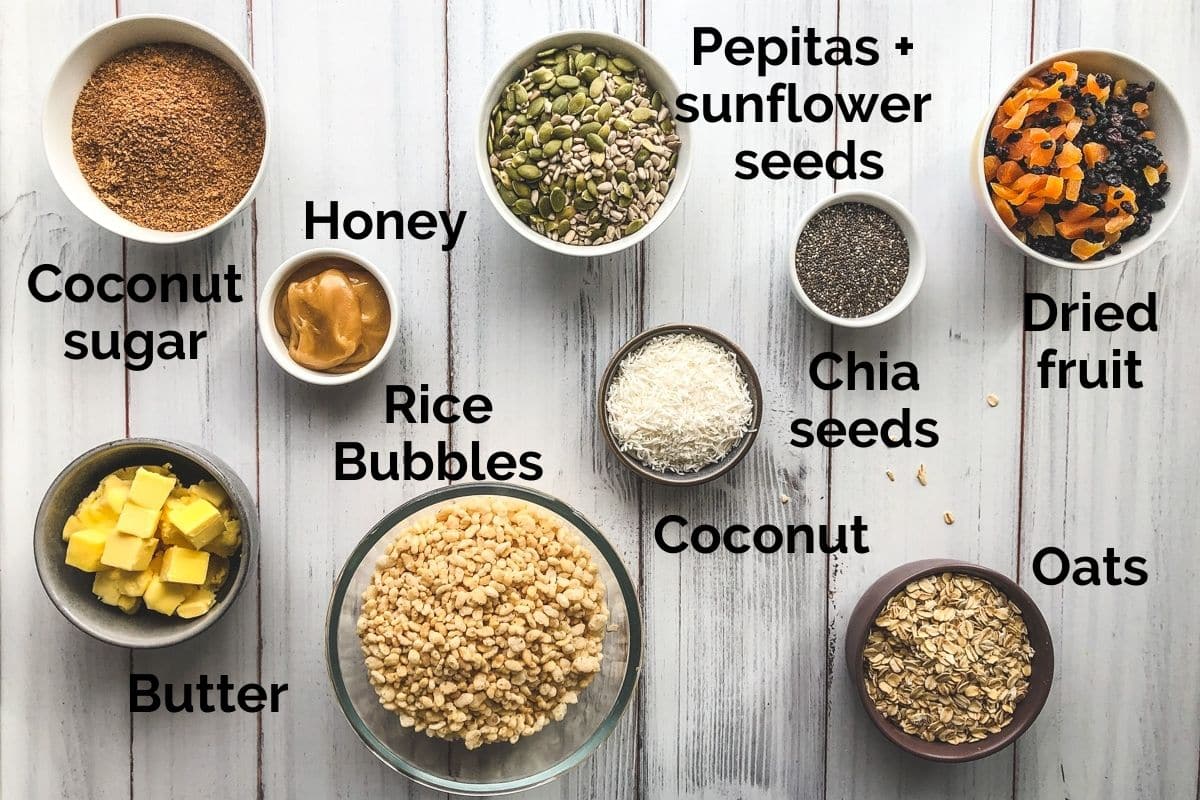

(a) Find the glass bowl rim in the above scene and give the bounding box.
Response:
[324,481,643,795]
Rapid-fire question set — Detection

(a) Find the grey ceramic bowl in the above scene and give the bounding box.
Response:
[34,438,258,648]
[597,323,763,487]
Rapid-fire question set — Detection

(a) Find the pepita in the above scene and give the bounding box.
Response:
[611,56,636,73]
[631,107,657,123]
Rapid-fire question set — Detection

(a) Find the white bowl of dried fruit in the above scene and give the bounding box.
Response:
[973,49,1189,269]
[326,483,641,795]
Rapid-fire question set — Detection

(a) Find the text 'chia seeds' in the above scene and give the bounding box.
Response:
[794,202,909,319]
[487,44,681,246]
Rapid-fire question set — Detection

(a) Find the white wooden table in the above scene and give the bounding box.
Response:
[3,1,1199,798]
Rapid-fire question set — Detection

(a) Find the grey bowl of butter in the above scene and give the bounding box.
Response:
[34,437,258,648]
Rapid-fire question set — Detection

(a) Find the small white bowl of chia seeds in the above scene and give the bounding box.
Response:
[788,191,926,328]
[476,30,691,257]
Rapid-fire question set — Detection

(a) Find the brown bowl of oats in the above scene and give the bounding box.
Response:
[845,559,1054,762]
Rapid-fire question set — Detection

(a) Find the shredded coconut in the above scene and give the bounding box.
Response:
[605,333,754,474]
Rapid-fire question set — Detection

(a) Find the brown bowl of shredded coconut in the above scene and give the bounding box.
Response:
[44,15,269,243]
[597,323,762,487]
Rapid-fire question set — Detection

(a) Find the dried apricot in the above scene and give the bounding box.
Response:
[1038,175,1065,201]
[1058,164,1085,181]
[1083,74,1110,103]
[1051,101,1076,122]
[1034,80,1064,100]
[993,196,1018,228]
[1018,197,1046,216]
[1082,142,1109,167]
[1028,143,1056,168]
[1011,173,1046,194]
[1064,179,1082,202]
[996,160,1024,185]
[1104,213,1136,235]
[1051,60,1079,84]
[1060,203,1098,223]
[1056,218,1104,239]
[1003,103,1031,130]
[991,183,1030,206]
[983,155,1000,181]
[1055,142,1082,168]
[1070,239,1106,260]
[1029,211,1056,237]
[1104,185,1137,214]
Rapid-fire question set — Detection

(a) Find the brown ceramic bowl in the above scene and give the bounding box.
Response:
[597,323,762,487]
[845,559,1054,762]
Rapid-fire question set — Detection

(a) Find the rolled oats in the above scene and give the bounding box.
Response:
[863,572,1034,745]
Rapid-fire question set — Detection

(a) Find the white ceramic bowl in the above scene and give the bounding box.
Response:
[788,190,927,328]
[258,248,399,386]
[43,14,270,244]
[972,48,1190,270]
[475,30,692,258]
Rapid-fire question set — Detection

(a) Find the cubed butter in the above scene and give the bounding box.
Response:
[117,567,155,597]
[100,532,158,572]
[167,499,223,549]
[189,480,227,509]
[79,502,118,531]
[92,570,123,605]
[103,476,131,513]
[158,516,193,549]
[116,595,141,615]
[65,529,110,572]
[160,547,210,585]
[64,465,241,620]
[116,502,160,539]
[176,587,216,619]
[204,518,241,557]
[143,576,190,616]
[62,513,84,541]
[128,468,175,511]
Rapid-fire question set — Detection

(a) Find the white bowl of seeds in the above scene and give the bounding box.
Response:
[789,191,926,328]
[476,30,691,257]
[43,14,269,244]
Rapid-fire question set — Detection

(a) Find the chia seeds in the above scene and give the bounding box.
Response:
[794,202,909,318]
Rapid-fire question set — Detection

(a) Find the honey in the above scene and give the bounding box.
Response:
[272,258,390,374]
